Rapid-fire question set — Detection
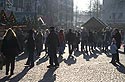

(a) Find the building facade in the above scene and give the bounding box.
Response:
[57,0,73,29]
[102,0,125,27]
[40,0,74,29]
[74,11,90,28]
[0,0,74,29]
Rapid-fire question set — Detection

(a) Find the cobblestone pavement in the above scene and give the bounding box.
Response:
[0,45,125,82]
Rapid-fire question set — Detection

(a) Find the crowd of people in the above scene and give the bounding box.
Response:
[0,26,124,76]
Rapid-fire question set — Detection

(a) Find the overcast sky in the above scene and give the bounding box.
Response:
[74,0,103,11]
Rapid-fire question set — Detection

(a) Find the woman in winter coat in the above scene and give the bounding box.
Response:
[112,28,121,63]
[58,30,65,55]
[1,28,20,76]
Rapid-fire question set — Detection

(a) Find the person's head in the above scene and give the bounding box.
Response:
[114,28,119,34]
[37,31,41,35]
[120,29,124,34]
[60,29,63,33]
[45,29,49,33]
[28,29,34,37]
[75,30,77,33]
[69,29,72,32]
[49,27,55,32]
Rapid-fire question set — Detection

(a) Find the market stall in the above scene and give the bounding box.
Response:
[81,17,107,31]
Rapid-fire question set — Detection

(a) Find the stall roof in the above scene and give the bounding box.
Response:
[82,17,107,31]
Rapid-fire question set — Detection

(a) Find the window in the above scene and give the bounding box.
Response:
[112,13,116,19]
[0,2,4,7]
[118,13,123,19]
[118,0,124,8]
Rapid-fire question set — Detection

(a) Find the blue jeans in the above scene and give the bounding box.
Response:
[59,42,65,54]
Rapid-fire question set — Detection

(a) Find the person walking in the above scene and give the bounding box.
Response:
[44,29,50,55]
[110,38,117,65]
[81,29,88,52]
[1,28,20,76]
[58,29,65,56]
[15,28,25,52]
[75,30,80,51]
[66,29,75,56]
[88,30,94,51]
[46,27,59,68]
[112,28,121,63]
[25,29,35,68]
[36,31,43,57]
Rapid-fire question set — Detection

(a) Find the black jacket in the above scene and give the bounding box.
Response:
[113,32,121,49]
[46,31,59,49]
[66,32,75,44]
[1,37,20,58]
[27,36,35,52]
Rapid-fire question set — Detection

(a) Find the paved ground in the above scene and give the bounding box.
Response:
[0,45,125,82]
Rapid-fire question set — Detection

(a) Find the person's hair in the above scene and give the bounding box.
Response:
[114,28,119,33]
[69,29,72,32]
[60,29,63,32]
[49,27,55,30]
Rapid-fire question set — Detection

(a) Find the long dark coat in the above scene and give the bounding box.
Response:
[26,34,35,52]
[66,31,75,44]
[113,32,121,49]
[1,36,20,60]
[46,30,59,49]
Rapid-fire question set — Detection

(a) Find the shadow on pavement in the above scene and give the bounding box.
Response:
[105,52,112,58]
[83,51,90,61]
[9,67,31,82]
[38,68,57,82]
[64,55,77,66]
[58,55,64,63]
[73,51,82,57]
[83,49,100,61]
[16,52,27,61]
[90,50,99,59]
[0,75,11,82]
[0,67,30,82]
[116,62,125,74]
[36,55,48,65]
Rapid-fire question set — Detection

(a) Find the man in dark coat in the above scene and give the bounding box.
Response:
[1,28,20,76]
[75,31,80,51]
[81,29,88,52]
[25,29,35,68]
[46,27,59,68]
[36,31,43,57]
[66,29,75,56]
[15,28,25,52]
[88,30,94,51]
